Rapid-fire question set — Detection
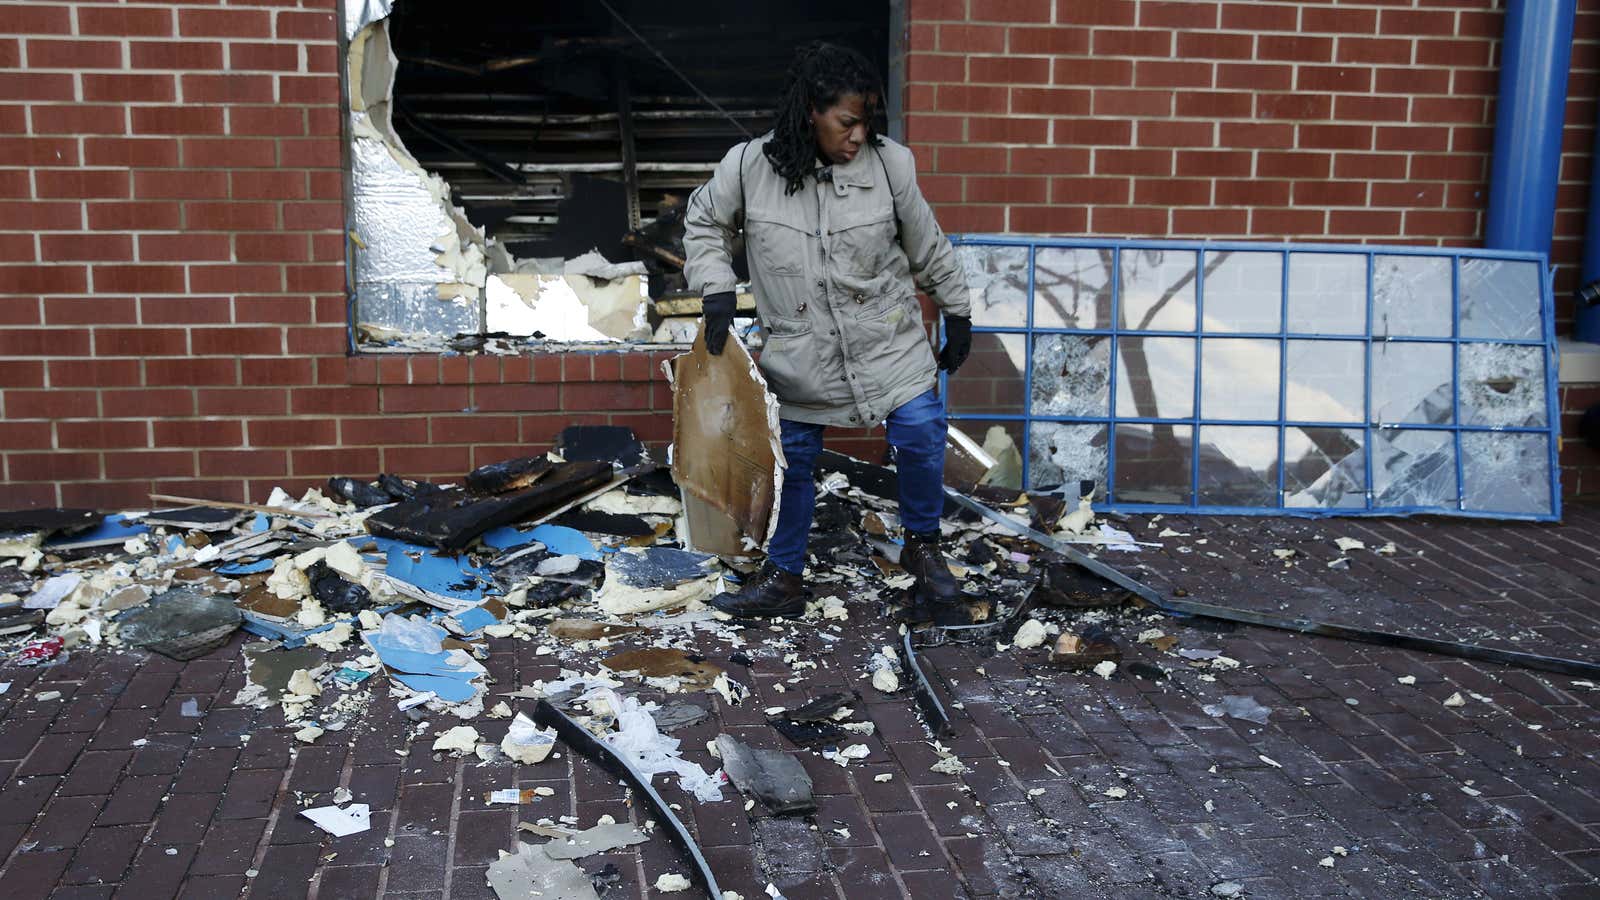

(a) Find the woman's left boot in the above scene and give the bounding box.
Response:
[901,531,959,606]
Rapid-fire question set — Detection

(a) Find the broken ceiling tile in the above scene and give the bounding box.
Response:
[594,547,723,616]
[668,332,784,556]
[714,734,815,815]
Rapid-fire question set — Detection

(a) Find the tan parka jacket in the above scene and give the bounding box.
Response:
[683,133,970,427]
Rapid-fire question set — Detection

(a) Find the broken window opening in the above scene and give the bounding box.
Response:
[345,0,893,351]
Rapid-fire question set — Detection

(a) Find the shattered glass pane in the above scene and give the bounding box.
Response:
[1458,343,1548,427]
[1200,338,1280,420]
[1283,427,1366,509]
[1372,254,1452,338]
[1461,432,1552,515]
[947,333,1027,415]
[1030,335,1110,416]
[1460,257,1542,341]
[1285,340,1363,423]
[950,419,1025,491]
[1115,337,1195,419]
[1028,422,1109,491]
[1113,423,1193,504]
[1201,251,1282,334]
[1034,247,1114,329]
[957,244,1030,328]
[1371,429,1458,509]
[1370,342,1452,425]
[1119,249,1199,331]
[1287,253,1365,335]
[1197,425,1279,507]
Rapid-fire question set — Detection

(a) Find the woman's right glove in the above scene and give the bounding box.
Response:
[701,291,735,355]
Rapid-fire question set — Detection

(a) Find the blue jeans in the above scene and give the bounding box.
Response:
[767,389,946,575]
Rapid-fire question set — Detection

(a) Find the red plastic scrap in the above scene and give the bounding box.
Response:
[15,636,63,665]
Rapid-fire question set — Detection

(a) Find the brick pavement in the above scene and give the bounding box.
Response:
[1,508,1598,899]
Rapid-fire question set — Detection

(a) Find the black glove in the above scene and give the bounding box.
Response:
[701,291,735,355]
[938,315,972,373]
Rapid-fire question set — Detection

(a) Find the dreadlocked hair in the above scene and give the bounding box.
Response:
[763,42,885,196]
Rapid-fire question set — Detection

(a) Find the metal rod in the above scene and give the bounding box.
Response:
[596,0,753,139]
[902,630,952,737]
[942,487,1600,679]
[532,699,724,899]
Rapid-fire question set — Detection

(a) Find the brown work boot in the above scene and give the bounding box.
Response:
[901,531,960,606]
[711,562,809,618]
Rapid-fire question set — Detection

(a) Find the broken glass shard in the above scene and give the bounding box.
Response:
[1200,338,1280,421]
[947,333,1027,415]
[1197,425,1279,507]
[1285,340,1364,423]
[1373,254,1451,337]
[1460,432,1552,515]
[1458,342,1548,427]
[1113,423,1193,504]
[1283,427,1366,509]
[1035,246,1114,329]
[1031,335,1110,416]
[1115,337,1195,419]
[1120,249,1199,331]
[958,244,1030,328]
[1288,252,1365,335]
[1460,257,1542,341]
[1370,342,1452,425]
[1371,429,1458,509]
[1201,250,1282,334]
[1028,423,1109,491]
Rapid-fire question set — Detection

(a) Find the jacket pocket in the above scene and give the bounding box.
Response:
[830,207,896,276]
[745,212,808,278]
[757,317,829,407]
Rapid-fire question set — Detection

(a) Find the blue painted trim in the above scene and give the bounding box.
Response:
[1485,0,1577,258]
[946,235,1562,520]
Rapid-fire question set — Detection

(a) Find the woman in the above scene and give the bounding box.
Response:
[683,42,972,618]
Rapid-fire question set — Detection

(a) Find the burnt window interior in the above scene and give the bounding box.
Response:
[352,0,892,349]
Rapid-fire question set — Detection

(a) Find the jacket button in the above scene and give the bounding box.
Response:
[815,279,824,288]
[854,293,864,303]
[813,229,819,236]
[849,415,858,422]
[797,302,807,313]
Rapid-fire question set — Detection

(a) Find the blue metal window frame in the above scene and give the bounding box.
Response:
[941,236,1562,522]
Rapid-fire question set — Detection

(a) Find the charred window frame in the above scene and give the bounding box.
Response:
[338,0,894,354]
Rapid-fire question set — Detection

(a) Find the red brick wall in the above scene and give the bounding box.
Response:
[903,0,1600,498]
[0,2,673,510]
[2,0,1597,509]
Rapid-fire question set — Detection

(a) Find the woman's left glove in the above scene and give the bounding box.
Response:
[938,315,972,373]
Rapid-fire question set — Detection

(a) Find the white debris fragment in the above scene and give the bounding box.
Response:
[432,725,480,755]
[1103,786,1127,799]
[873,773,893,783]
[1271,548,1296,560]
[1375,541,1397,555]
[305,622,352,652]
[35,690,61,702]
[1333,846,1349,856]
[487,702,512,719]
[1461,785,1482,797]
[1258,755,1282,769]
[1012,619,1047,649]
[930,755,970,775]
[1211,881,1244,897]
[871,668,899,693]
[295,725,325,744]
[1396,675,1416,685]
[296,597,327,628]
[287,669,321,698]
[1443,692,1466,707]
[819,596,848,620]
[501,713,557,764]
[1319,856,1335,868]
[1334,537,1366,552]
[654,873,691,892]
[1093,660,1117,679]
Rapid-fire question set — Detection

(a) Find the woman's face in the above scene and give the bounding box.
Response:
[811,93,872,165]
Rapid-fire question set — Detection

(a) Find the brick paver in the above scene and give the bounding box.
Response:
[0,508,1597,898]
